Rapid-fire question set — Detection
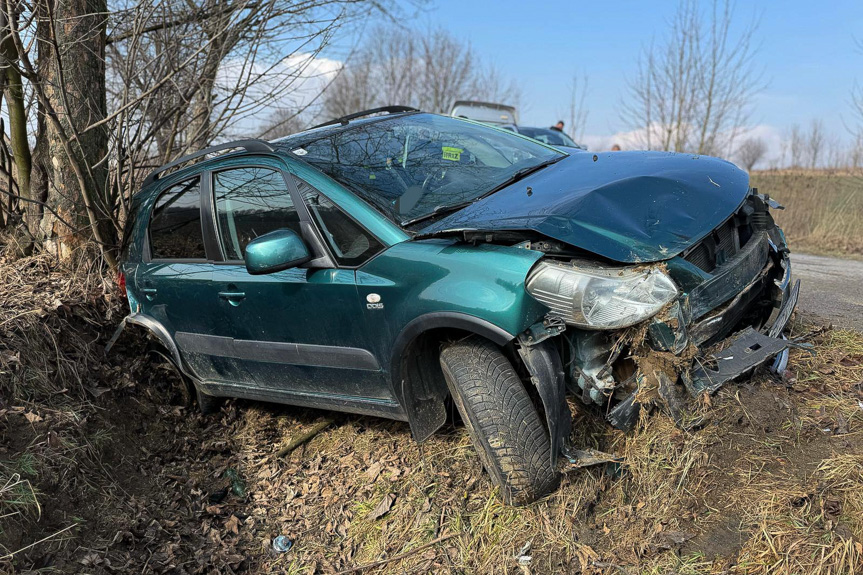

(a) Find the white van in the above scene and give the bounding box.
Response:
[450,100,518,126]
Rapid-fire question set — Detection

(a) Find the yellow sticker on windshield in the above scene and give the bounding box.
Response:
[442,146,462,161]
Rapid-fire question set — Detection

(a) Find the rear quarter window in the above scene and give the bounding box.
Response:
[148,176,206,260]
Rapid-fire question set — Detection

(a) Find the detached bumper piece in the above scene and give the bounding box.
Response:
[689,326,789,394]
[690,275,799,394]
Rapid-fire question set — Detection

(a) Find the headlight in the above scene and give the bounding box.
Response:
[525,260,678,329]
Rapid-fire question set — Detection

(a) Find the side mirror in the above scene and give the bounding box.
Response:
[245,228,311,275]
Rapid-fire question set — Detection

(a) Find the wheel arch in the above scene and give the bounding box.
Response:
[390,312,515,442]
[124,314,184,368]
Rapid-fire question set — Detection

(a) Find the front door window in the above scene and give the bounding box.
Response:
[213,167,302,261]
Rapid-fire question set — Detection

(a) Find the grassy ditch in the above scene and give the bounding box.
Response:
[1,249,862,574]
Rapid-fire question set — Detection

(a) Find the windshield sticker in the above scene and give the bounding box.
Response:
[442,146,462,161]
[291,148,308,156]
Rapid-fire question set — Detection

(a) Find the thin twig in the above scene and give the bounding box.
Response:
[275,418,334,458]
[336,532,463,574]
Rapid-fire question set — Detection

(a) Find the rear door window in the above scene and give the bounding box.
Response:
[213,167,302,261]
[148,176,206,260]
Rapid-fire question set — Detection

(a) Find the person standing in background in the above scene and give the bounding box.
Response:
[550,121,565,132]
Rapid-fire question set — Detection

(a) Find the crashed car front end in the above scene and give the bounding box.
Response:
[516,189,798,454]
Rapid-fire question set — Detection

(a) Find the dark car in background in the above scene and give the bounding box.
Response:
[500,124,586,150]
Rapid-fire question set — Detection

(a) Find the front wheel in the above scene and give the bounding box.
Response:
[439,336,559,505]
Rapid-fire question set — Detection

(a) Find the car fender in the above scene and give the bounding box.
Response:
[389,312,516,442]
[106,312,186,374]
[358,239,550,442]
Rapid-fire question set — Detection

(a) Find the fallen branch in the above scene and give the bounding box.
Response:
[336,532,463,574]
[275,418,334,458]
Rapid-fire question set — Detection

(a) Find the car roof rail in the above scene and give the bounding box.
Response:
[310,105,420,130]
[141,139,275,188]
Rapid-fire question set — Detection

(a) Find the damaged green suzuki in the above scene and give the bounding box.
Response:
[115,106,799,505]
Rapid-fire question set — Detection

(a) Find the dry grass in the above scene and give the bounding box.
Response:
[752,169,863,257]
[209,321,863,574]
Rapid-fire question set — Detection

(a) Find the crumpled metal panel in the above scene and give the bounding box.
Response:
[417,151,751,263]
[687,233,770,319]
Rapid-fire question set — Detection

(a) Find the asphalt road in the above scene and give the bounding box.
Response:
[792,253,863,331]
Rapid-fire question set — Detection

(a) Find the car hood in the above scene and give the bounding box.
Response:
[416,151,751,263]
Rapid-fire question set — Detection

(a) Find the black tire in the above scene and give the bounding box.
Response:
[146,346,193,408]
[439,336,559,505]
[194,384,222,415]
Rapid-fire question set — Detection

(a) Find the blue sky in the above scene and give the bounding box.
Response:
[418,0,863,155]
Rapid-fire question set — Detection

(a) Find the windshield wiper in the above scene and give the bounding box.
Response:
[482,154,566,198]
[400,154,566,227]
[400,199,476,227]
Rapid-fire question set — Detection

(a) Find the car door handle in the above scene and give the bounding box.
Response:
[218,291,246,305]
[141,287,157,300]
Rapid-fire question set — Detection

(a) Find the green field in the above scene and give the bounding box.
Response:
[752,170,863,258]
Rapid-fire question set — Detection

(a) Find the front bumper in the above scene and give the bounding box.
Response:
[516,193,800,464]
[580,230,799,431]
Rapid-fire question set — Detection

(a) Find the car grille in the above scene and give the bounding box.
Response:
[684,219,750,273]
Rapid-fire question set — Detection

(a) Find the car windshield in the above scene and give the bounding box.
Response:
[517,127,578,148]
[287,114,563,226]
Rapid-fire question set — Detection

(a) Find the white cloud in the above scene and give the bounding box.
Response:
[215,53,343,137]
[580,123,785,165]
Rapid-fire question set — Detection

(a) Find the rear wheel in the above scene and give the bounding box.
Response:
[439,336,559,505]
[146,345,193,408]
[194,384,222,415]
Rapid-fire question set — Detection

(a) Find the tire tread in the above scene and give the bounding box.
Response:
[440,336,558,504]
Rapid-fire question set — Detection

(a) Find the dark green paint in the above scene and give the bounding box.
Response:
[244,229,311,275]
[418,150,751,264]
[119,112,775,429]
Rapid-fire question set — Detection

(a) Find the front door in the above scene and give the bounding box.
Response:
[207,164,393,402]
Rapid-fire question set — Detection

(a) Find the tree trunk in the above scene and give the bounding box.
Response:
[186,0,230,152]
[0,8,32,228]
[38,0,114,260]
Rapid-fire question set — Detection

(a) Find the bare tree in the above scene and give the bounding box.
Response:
[563,74,589,142]
[852,38,863,169]
[621,0,762,155]
[736,137,767,172]
[804,118,825,169]
[788,124,804,168]
[0,6,31,226]
[850,134,863,169]
[0,0,408,265]
[322,25,520,119]
[260,108,307,140]
[321,53,377,121]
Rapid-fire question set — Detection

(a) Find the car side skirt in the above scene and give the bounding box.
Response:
[197,380,408,420]
[174,331,381,371]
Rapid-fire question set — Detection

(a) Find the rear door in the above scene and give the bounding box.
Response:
[135,174,229,381]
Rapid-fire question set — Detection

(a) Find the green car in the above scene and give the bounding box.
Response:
[116,106,798,504]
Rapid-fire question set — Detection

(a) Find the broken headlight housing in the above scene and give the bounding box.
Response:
[525,260,678,329]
